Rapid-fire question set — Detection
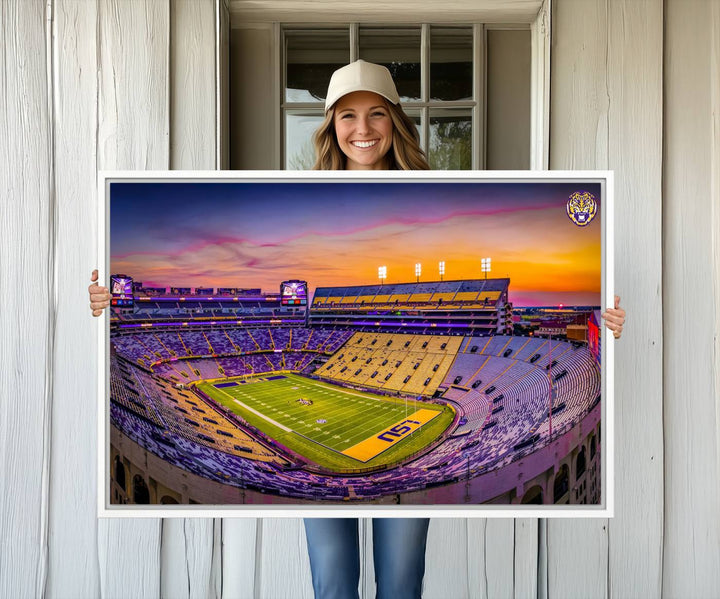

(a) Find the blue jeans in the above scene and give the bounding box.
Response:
[303,518,430,599]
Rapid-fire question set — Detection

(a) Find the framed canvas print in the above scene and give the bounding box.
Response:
[97,170,614,518]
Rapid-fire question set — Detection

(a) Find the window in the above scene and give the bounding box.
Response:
[230,10,542,170]
[576,446,586,477]
[132,475,150,505]
[554,464,569,503]
[281,24,529,170]
[114,456,126,491]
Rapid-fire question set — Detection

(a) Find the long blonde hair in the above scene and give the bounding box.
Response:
[312,100,430,171]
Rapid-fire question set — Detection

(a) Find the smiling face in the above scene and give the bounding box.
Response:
[333,91,394,170]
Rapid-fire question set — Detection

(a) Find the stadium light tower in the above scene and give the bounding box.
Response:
[378,265,387,285]
[547,333,554,440]
[439,261,445,281]
[481,257,491,280]
[415,263,422,283]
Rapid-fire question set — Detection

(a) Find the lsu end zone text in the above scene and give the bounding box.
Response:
[341,408,441,462]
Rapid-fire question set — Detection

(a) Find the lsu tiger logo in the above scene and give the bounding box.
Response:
[566,191,598,227]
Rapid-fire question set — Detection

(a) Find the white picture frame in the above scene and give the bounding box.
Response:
[98,170,614,518]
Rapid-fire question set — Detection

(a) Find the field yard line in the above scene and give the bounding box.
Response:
[212,385,292,432]
[231,398,292,432]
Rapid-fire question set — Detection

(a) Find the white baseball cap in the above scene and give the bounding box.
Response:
[324,60,400,112]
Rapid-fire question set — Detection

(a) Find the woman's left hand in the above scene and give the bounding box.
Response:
[602,295,626,339]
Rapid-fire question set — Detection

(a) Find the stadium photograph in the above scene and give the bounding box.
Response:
[104,176,606,509]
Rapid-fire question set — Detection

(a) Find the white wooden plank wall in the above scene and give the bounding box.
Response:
[222,519,258,597]
[605,2,664,596]
[513,518,540,598]
[424,519,472,598]
[465,519,517,599]
[169,0,216,171]
[258,519,313,598]
[162,2,220,598]
[663,1,720,596]
[95,1,168,595]
[548,3,610,594]
[2,0,720,597]
[47,0,101,597]
[0,1,52,598]
[549,1,664,598]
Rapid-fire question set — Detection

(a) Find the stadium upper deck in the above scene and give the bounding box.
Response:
[309,278,513,335]
[312,278,509,309]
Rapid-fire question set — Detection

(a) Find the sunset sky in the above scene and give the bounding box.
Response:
[110,181,602,307]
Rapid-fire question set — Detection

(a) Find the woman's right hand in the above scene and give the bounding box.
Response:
[89,269,111,316]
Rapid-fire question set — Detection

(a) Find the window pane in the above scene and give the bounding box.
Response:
[429,109,472,170]
[402,109,423,148]
[430,27,473,101]
[286,30,349,103]
[285,112,324,169]
[359,28,421,102]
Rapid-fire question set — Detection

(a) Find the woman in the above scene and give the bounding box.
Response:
[311,60,428,172]
[88,60,626,598]
[301,60,433,599]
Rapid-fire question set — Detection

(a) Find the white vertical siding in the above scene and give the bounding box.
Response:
[163,2,220,598]
[221,519,258,598]
[257,519,314,598]
[605,1,664,597]
[423,519,471,598]
[0,1,52,597]
[161,518,219,599]
[469,519,517,598]
[549,3,610,593]
[549,1,664,598]
[663,1,720,596]
[47,1,101,597]
[96,0,169,596]
[513,518,540,598]
[169,0,217,171]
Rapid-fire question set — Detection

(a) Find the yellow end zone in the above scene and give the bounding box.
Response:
[341,408,441,462]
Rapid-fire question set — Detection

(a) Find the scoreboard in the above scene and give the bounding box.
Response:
[281,280,307,306]
[110,274,134,308]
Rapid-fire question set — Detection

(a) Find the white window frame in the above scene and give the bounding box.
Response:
[231,1,551,171]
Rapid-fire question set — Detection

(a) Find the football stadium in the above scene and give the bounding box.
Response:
[109,276,602,506]
[108,180,603,506]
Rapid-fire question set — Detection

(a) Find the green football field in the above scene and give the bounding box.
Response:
[197,374,455,471]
